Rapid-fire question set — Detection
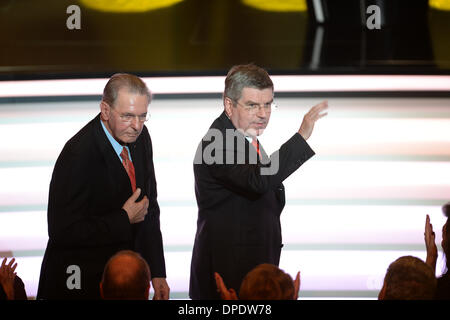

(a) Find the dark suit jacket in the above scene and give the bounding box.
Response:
[436,272,450,300]
[37,114,165,299]
[189,112,315,299]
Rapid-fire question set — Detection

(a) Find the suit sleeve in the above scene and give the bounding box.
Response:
[47,144,132,248]
[209,132,315,196]
[134,131,166,278]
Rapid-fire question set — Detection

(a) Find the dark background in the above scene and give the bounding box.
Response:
[1,0,449,80]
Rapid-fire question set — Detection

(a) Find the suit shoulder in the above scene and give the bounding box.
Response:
[140,125,151,141]
[135,125,152,149]
[60,117,98,158]
[199,114,227,140]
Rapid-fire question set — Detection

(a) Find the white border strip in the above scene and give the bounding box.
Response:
[0,75,449,98]
[312,0,325,23]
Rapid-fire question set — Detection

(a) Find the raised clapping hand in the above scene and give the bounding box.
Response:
[214,271,301,300]
[293,271,301,300]
[425,214,438,273]
[0,257,17,300]
[122,188,149,224]
[298,100,328,141]
[214,272,238,300]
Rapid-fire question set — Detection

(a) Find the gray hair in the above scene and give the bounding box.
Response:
[102,73,152,107]
[224,64,273,102]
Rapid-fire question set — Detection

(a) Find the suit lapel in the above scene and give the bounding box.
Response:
[257,140,270,165]
[93,114,133,194]
[217,112,268,164]
[129,139,146,194]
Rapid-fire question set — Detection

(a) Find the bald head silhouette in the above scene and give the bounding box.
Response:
[100,250,151,300]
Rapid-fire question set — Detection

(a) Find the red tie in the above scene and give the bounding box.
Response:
[120,147,136,192]
[252,138,261,157]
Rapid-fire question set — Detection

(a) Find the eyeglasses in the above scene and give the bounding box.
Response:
[110,107,150,123]
[233,100,277,114]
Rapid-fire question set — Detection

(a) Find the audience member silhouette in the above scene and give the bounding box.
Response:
[100,250,151,300]
[5,203,449,301]
[425,202,450,299]
[215,263,300,300]
[378,255,436,300]
[0,257,27,300]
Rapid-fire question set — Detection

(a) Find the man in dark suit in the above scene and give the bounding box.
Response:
[189,64,327,299]
[37,73,169,299]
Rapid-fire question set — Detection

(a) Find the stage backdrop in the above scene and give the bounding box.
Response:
[0,76,449,299]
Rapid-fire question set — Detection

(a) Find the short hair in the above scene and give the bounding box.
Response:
[443,203,450,217]
[101,250,151,300]
[224,64,273,102]
[102,73,152,107]
[383,256,437,300]
[238,264,295,300]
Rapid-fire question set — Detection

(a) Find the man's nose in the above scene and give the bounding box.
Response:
[130,116,141,130]
[256,106,267,118]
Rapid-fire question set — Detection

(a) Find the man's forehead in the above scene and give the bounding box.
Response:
[240,87,274,100]
[115,89,149,107]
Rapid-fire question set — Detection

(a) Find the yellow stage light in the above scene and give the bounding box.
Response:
[79,0,184,13]
[430,0,450,10]
[241,0,307,12]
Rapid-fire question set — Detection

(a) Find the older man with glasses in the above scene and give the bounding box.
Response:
[37,73,169,300]
[190,64,328,299]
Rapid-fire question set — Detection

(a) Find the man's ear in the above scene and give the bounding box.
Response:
[100,101,110,121]
[145,283,151,300]
[293,271,300,300]
[224,97,234,118]
[99,282,105,299]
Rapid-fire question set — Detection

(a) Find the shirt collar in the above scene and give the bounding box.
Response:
[100,118,132,162]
